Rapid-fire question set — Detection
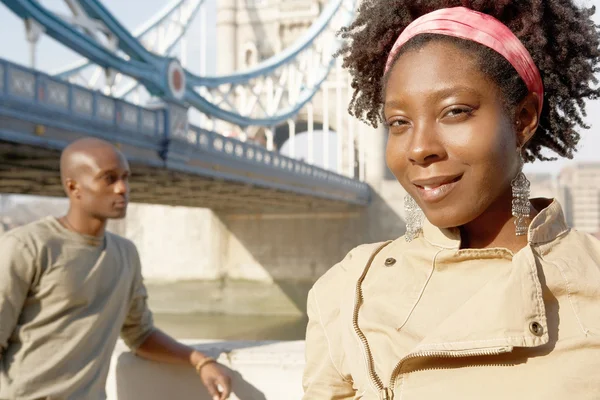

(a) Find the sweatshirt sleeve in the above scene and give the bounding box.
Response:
[120,243,155,350]
[0,235,36,357]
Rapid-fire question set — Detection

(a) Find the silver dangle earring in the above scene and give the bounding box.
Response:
[511,149,531,236]
[404,194,424,242]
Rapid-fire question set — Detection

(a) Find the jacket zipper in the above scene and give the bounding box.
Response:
[352,242,391,394]
[352,244,513,400]
[385,347,512,396]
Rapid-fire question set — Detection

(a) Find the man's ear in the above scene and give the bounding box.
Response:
[514,92,540,147]
[65,178,81,199]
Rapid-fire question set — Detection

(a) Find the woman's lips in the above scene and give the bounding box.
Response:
[412,174,463,203]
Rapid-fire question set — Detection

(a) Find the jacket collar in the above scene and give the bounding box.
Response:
[421,198,569,250]
[407,199,568,353]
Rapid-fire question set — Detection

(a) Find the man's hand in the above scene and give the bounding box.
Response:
[197,360,232,400]
[135,330,233,399]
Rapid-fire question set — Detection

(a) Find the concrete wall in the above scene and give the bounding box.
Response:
[1,123,408,319]
[106,340,305,400]
[0,141,407,319]
[114,200,404,317]
[108,123,407,317]
[109,204,229,281]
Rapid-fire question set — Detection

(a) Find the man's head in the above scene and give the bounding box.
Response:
[60,137,130,220]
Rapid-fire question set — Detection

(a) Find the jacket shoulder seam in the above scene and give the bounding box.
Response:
[312,285,353,383]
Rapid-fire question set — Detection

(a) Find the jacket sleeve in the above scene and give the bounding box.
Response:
[0,235,36,358]
[302,287,355,399]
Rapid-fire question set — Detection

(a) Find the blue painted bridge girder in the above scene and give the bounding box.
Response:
[0,58,370,212]
[1,0,354,127]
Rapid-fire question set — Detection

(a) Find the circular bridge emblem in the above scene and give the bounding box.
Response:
[167,60,186,100]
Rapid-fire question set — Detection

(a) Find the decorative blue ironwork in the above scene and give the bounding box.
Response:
[2,0,163,94]
[0,0,357,126]
[0,59,160,138]
[0,57,370,205]
[55,0,202,80]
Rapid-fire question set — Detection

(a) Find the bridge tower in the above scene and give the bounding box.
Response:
[217,0,372,179]
[216,0,406,231]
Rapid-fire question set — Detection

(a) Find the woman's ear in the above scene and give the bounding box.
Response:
[514,92,540,147]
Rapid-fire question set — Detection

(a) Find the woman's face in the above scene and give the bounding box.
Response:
[384,40,522,229]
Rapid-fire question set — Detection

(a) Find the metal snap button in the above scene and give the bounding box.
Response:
[529,321,543,336]
[384,257,396,267]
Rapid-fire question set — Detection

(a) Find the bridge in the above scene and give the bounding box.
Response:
[0,0,369,214]
[0,2,409,398]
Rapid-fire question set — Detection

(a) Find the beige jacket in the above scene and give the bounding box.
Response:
[302,199,600,399]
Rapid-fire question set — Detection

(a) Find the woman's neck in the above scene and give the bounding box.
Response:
[459,188,537,253]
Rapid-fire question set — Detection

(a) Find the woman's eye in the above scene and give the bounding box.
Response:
[388,119,409,127]
[444,107,474,118]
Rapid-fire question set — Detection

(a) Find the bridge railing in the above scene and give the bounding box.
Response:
[172,125,369,204]
[0,57,370,205]
[0,58,163,141]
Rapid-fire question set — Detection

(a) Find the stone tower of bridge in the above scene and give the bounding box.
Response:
[217,0,374,179]
[218,0,327,72]
[216,0,407,207]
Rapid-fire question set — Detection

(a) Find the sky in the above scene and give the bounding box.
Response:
[0,0,218,74]
[0,0,599,176]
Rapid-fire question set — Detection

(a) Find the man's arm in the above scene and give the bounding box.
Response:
[135,330,231,400]
[0,235,37,359]
[120,244,231,400]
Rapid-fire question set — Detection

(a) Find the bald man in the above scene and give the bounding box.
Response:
[0,138,231,400]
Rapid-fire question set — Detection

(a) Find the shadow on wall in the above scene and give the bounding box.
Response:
[115,342,268,400]
[112,340,306,400]
[116,361,266,400]
[218,189,406,318]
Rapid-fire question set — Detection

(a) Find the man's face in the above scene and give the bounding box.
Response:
[71,148,130,220]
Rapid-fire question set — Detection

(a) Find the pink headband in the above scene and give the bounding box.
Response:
[385,7,544,116]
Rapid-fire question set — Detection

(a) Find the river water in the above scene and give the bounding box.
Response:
[153,313,308,341]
